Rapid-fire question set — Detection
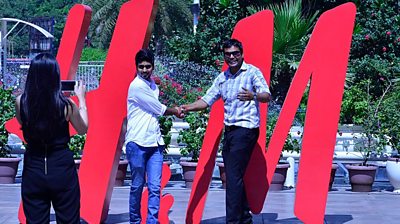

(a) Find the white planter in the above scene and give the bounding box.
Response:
[169,121,189,147]
[386,158,400,193]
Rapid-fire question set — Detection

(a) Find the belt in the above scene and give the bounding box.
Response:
[225,125,259,132]
[225,125,241,132]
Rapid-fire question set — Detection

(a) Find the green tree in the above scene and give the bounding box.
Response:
[83,0,192,50]
[247,0,317,103]
[341,0,400,124]
[166,0,242,67]
[1,0,76,56]
[348,0,400,95]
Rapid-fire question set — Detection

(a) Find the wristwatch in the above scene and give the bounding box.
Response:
[253,92,257,101]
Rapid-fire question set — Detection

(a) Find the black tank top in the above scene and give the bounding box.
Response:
[20,101,70,151]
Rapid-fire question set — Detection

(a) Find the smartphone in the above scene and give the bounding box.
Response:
[61,80,77,91]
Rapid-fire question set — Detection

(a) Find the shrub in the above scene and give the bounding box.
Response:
[68,134,86,159]
[0,85,15,158]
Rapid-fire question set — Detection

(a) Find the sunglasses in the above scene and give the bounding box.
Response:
[138,64,152,69]
[224,51,241,58]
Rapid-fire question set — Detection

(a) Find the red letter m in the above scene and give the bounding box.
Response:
[186,3,356,224]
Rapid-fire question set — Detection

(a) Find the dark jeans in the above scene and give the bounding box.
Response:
[22,148,80,224]
[222,126,259,224]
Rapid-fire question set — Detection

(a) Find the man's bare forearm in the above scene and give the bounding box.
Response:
[256,92,272,103]
[182,99,208,112]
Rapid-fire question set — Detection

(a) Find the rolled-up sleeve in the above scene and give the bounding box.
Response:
[201,75,222,106]
[129,85,167,116]
[253,69,270,94]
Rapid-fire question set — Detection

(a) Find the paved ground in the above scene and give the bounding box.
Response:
[1,180,400,224]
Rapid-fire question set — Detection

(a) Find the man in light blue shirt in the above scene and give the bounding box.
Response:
[125,49,182,224]
[182,39,271,224]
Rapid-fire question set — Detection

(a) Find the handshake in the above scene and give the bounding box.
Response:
[173,105,190,119]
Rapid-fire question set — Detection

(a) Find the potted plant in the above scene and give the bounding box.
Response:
[344,80,389,192]
[217,113,300,191]
[267,114,300,191]
[0,86,21,184]
[379,87,400,192]
[69,134,129,186]
[178,110,208,188]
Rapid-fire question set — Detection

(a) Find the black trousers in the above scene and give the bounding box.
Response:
[222,126,259,224]
[22,148,80,224]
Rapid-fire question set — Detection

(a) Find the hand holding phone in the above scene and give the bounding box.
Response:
[74,80,86,100]
[61,80,77,92]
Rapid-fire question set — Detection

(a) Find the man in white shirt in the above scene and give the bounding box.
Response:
[125,49,182,224]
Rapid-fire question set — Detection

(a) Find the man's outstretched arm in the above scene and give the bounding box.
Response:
[181,99,208,112]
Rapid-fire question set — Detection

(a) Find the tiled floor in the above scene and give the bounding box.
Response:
[1,181,400,224]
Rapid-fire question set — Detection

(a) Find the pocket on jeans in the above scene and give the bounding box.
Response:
[125,142,135,159]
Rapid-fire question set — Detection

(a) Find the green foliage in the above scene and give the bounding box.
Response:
[158,115,173,153]
[249,0,318,55]
[379,85,400,155]
[68,134,86,159]
[266,114,301,154]
[340,83,368,124]
[84,0,192,50]
[152,0,192,53]
[166,0,242,68]
[341,0,400,124]
[155,75,206,108]
[177,111,209,162]
[83,0,128,49]
[1,0,76,56]
[348,0,400,94]
[341,0,400,162]
[0,87,15,157]
[247,0,317,104]
[80,48,108,61]
[154,73,208,161]
[348,80,391,165]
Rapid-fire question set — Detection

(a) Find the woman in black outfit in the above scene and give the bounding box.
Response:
[15,53,88,223]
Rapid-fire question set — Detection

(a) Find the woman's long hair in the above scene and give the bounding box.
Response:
[21,53,71,141]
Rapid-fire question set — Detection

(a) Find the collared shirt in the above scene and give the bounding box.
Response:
[202,62,270,128]
[125,75,167,147]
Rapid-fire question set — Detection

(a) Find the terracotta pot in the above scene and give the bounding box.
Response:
[75,159,128,186]
[270,163,290,191]
[329,164,338,191]
[179,161,197,188]
[0,157,21,184]
[345,164,378,192]
[386,157,400,193]
[216,162,226,189]
[218,162,290,191]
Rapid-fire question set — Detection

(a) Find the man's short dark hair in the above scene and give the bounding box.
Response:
[222,39,243,54]
[135,49,154,66]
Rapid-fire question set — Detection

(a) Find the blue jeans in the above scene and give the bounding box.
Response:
[126,142,163,224]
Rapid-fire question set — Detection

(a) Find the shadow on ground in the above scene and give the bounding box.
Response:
[104,213,130,223]
[200,213,353,224]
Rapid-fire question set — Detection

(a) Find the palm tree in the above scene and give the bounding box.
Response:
[247,0,318,103]
[82,0,192,50]
[247,0,318,55]
[81,0,128,49]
